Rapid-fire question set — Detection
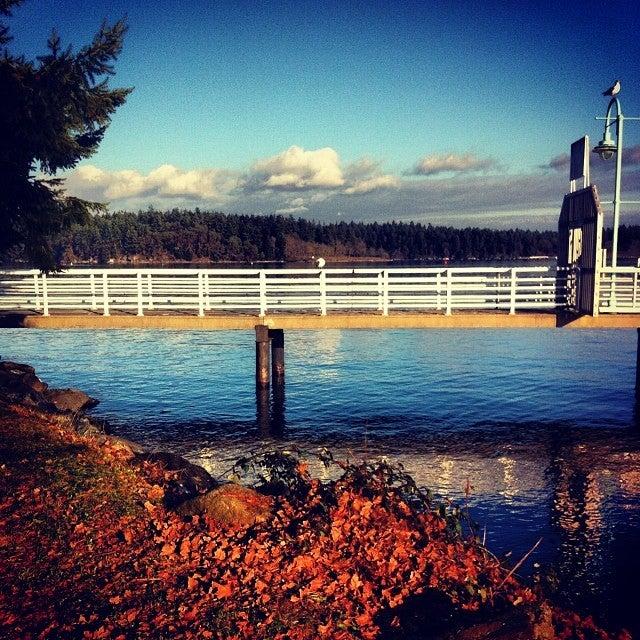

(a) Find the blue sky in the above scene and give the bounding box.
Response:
[7,0,640,228]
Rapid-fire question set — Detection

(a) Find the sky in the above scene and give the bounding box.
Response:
[7,0,640,229]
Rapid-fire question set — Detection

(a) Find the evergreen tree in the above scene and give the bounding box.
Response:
[0,0,130,270]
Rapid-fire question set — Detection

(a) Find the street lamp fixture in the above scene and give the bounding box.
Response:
[592,133,617,160]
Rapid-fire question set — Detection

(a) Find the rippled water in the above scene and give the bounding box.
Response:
[2,328,640,634]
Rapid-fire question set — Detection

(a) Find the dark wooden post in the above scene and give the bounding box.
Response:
[255,325,270,387]
[636,328,640,397]
[256,385,271,435]
[269,328,285,385]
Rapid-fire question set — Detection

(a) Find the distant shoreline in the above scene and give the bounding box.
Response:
[57,255,555,268]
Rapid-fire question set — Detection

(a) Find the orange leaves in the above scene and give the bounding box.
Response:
[291,554,315,572]
[0,407,625,640]
[212,581,233,599]
[147,484,164,501]
[143,500,155,513]
[160,542,175,556]
[349,572,363,592]
[186,575,199,591]
[179,538,191,558]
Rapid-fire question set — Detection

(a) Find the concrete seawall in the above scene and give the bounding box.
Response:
[3,311,640,330]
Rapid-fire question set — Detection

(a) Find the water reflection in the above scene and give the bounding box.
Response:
[181,421,640,635]
[255,382,286,437]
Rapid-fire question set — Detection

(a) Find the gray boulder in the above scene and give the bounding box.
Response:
[137,451,218,508]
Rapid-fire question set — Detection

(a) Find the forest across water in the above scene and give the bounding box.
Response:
[11,208,640,266]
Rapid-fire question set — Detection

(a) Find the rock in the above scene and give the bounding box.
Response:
[21,373,48,393]
[0,361,54,410]
[74,416,109,437]
[95,434,146,458]
[0,361,35,376]
[44,388,99,413]
[176,484,273,527]
[137,451,217,508]
[0,362,98,415]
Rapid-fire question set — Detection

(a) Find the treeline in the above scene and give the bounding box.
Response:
[46,208,566,264]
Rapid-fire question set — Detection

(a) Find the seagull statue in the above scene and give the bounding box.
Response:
[603,80,621,97]
[312,256,326,268]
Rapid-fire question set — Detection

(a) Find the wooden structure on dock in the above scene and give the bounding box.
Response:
[557,185,604,316]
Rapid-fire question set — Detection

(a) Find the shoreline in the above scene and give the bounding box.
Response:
[0,361,631,639]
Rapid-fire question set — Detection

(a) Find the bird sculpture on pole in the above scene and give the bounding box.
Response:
[603,80,621,97]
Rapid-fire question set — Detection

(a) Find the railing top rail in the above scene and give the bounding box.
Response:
[600,266,640,273]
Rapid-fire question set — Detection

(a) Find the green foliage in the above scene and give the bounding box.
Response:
[0,0,130,271]
[37,208,564,265]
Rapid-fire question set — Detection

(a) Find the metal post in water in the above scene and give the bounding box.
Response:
[255,324,270,387]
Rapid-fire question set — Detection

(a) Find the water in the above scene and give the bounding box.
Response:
[1,328,640,635]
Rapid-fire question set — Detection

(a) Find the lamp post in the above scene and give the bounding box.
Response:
[593,97,623,266]
[593,92,640,268]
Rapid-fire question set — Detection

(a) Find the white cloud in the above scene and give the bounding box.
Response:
[66,164,240,203]
[344,157,381,181]
[275,197,308,214]
[248,146,344,191]
[410,153,497,176]
[61,146,640,231]
[344,174,400,195]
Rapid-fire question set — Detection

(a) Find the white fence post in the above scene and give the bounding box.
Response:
[33,273,41,311]
[41,273,49,316]
[137,272,144,316]
[377,271,383,311]
[436,271,442,311]
[509,268,517,315]
[259,271,267,316]
[197,272,205,317]
[319,270,327,316]
[102,272,110,316]
[147,273,154,310]
[445,270,452,316]
[90,273,97,310]
[382,270,389,316]
[204,272,211,311]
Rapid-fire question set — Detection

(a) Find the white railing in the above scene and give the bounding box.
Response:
[0,267,566,317]
[599,267,640,313]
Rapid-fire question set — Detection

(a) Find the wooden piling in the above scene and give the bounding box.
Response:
[269,328,285,385]
[255,324,270,387]
[636,328,640,397]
